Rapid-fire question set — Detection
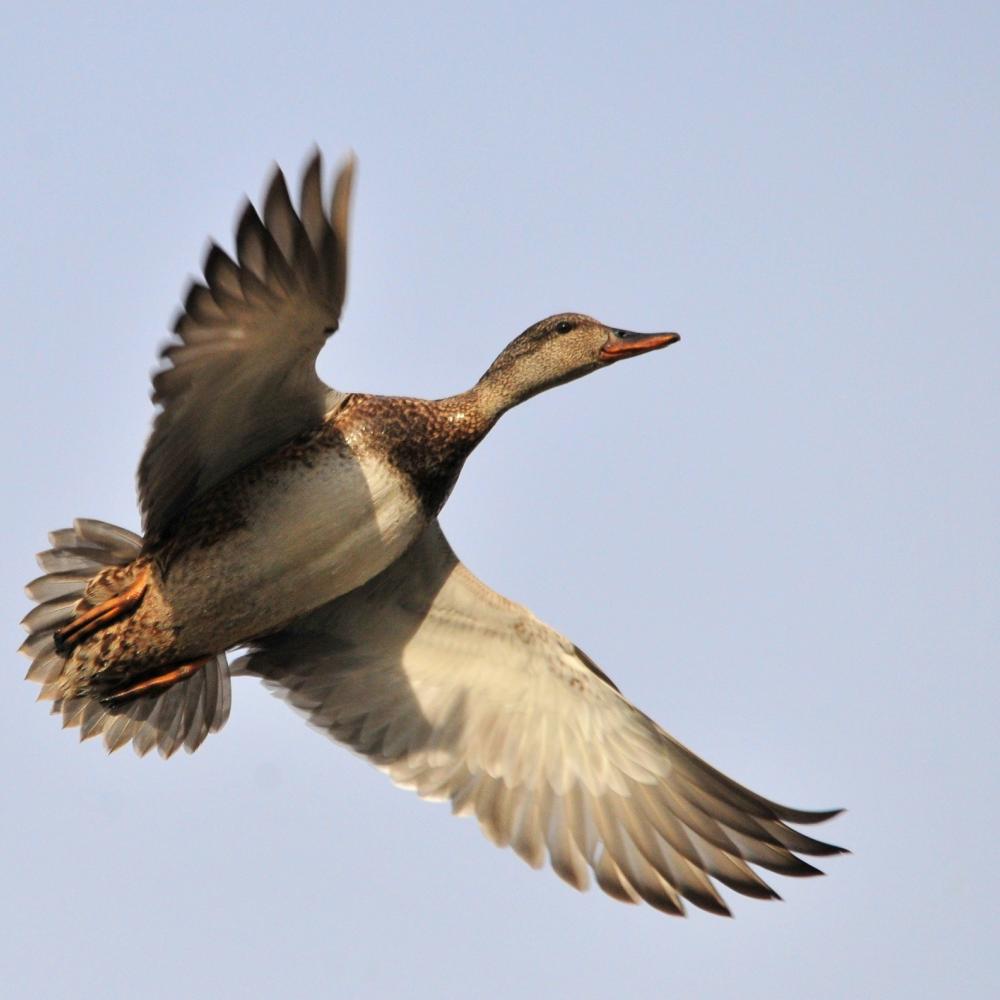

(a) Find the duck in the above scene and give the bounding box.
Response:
[20,150,844,916]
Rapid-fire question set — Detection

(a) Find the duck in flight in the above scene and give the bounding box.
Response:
[21,151,843,916]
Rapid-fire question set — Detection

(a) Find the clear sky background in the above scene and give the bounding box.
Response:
[2,3,997,998]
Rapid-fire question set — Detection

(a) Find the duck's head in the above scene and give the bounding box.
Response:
[475,313,679,415]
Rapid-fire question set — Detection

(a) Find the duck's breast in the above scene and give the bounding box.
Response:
[242,445,424,594]
[162,432,426,653]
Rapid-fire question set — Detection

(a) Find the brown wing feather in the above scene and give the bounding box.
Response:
[138,151,355,543]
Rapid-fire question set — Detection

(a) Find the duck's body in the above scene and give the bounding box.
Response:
[21,151,843,917]
[60,388,493,696]
[161,394,433,646]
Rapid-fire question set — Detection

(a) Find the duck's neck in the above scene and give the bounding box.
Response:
[382,368,551,517]
[460,364,541,426]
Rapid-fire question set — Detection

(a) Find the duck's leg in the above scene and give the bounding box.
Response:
[99,657,211,706]
[54,566,150,652]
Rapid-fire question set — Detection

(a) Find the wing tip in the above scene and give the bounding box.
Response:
[304,144,323,175]
[337,149,358,181]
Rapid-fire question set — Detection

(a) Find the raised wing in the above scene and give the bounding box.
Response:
[138,151,355,543]
[237,522,844,916]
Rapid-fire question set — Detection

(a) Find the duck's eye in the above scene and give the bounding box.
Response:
[555,320,575,334]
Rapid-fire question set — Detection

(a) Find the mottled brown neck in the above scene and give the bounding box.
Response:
[341,392,494,516]
[337,347,585,518]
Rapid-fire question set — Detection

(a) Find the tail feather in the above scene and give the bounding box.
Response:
[21,518,231,758]
[36,545,118,574]
[22,595,84,636]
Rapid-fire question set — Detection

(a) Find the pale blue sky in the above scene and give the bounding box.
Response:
[3,3,998,998]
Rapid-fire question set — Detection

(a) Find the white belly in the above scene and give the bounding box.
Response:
[166,449,426,651]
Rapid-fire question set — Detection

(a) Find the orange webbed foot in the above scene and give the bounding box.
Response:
[99,657,210,706]
[53,565,150,652]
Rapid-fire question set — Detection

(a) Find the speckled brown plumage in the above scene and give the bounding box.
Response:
[150,389,488,562]
[337,392,490,515]
[51,556,181,700]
